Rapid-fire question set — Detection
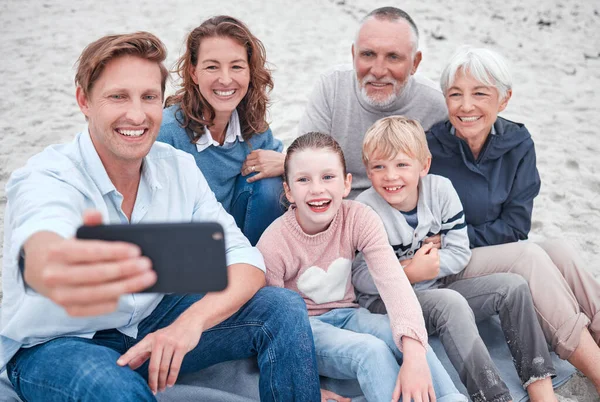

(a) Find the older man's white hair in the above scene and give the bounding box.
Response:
[440,46,513,100]
[354,7,420,57]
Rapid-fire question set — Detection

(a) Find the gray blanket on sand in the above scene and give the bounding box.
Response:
[0,317,575,402]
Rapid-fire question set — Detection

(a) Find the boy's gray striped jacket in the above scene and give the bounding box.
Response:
[352,174,472,309]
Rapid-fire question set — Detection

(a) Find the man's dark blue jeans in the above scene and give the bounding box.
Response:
[7,287,321,401]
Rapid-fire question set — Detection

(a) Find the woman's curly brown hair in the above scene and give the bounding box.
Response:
[165,15,273,143]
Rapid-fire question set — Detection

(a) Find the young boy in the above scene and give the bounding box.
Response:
[352,116,557,402]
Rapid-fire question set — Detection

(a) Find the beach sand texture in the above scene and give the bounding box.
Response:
[0,0,598,400]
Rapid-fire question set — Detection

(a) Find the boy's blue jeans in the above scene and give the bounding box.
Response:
[7,287,321,402]
[230,175,284,245]
[310,307,467,402]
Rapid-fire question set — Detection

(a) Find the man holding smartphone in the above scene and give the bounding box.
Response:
[1,32,320,401]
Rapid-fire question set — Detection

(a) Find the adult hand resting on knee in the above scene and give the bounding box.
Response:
[117,308,204,394]
[118,259,266,394]
[23,210,157,317]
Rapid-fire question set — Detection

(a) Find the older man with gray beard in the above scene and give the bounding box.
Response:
[298,7,447,198]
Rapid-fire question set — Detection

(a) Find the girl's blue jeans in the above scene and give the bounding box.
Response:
[310,307,467,402]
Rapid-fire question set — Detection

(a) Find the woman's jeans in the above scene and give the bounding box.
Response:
[310,307,467,402]
[7,287,321,402]
[230,174,285,245]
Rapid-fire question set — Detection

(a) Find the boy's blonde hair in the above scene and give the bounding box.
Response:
[362,116,431,166]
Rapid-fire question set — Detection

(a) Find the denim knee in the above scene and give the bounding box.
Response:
[10,346,155,402]
[251,177,285,218]
[82,365,154,401]
[243,176,285,244]
[255,287,308,323]
[252,176,284,204]
[359,336,394,366]
[253,287,315,367]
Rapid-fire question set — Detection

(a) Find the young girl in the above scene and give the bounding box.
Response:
[256,132,466,402]
[158,15,285,245]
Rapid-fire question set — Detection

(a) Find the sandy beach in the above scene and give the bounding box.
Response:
[0,0,598,400]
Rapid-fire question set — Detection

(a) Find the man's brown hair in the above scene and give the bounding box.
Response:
[75,31,169,98]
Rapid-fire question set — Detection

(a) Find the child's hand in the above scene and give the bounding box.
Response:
[415,244,440,280]
[320,388,351,402]
[392,337,436,402]
[404,244,440,283]
[423,233,441,249]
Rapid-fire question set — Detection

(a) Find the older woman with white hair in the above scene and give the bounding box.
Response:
[427,46,600,394]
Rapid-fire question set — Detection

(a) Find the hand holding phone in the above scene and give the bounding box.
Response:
[77,221,228,294]
[24,210,156,317]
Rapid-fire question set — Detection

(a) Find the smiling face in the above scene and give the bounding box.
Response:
[446,69,511,144]
[284,148,352,235]
[76,55,163,167]
[352,17,421,107]
[190,36,250,119]
[366,151,430,212]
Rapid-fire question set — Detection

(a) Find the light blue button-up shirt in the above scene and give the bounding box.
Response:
[195,109,244,153]
[0,129,266,373]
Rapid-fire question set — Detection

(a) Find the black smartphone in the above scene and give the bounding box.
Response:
[76,222,228,294]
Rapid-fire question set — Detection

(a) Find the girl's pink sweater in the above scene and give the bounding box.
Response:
[257,200,427,351]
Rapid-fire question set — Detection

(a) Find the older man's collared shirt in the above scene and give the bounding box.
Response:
[195,109,244,153]
[0,129,265,373]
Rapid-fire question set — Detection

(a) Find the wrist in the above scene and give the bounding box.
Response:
[423,269,437,281]
[176,306,206,334]
[402,264,420,284]
[276,155,285,176]
[402,336,426,356]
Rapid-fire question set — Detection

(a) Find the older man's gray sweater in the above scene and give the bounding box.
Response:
[298,64,447,198]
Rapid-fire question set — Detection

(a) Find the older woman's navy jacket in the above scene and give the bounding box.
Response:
[427,117,541,248]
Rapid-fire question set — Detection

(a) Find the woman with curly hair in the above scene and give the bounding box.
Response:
[159,15,285,245]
